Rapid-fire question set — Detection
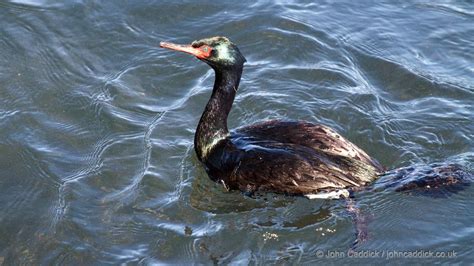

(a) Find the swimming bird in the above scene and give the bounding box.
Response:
[160,36,384,199]
[160,37,472,248]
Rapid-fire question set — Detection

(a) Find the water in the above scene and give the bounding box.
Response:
[0,0,473,264]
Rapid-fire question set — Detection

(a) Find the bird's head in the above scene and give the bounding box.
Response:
[160,36,246,70]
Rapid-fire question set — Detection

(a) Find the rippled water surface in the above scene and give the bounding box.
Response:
[1,0,473,264]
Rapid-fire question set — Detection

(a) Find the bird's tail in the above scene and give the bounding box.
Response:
[347,161,472,249]
[372,162,472,197]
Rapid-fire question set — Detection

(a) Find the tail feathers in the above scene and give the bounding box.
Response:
[373,163,472,198]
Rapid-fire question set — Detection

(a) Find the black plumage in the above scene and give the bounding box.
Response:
[160,36,473,247]
[205,120,383,195]
[161,36,383,197]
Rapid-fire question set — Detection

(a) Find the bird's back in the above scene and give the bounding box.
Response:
[203,120,383,195]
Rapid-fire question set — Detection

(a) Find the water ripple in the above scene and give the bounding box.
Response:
[1,0,473,264]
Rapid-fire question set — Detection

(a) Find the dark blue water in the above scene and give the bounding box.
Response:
[0,0,473,264]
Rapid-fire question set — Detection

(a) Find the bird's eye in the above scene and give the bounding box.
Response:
[198,45,212,58]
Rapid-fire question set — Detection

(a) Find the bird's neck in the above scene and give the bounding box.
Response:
[194,66,242,161]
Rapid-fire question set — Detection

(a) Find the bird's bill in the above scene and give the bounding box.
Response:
[160,41,211,59]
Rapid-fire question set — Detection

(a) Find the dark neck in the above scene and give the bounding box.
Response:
[194,66,243,161]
